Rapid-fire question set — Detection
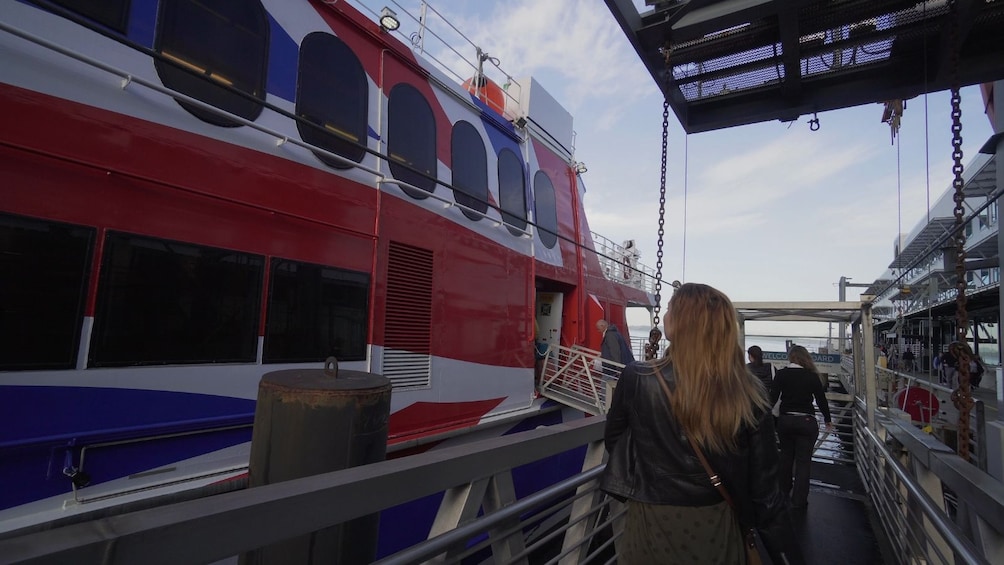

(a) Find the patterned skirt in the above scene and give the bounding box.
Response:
[617,499,745,564]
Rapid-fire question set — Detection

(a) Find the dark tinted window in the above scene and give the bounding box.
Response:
[0,215,94,370]
[90,233,263,366]
[296,32,368,169]
[533,171,558,248]
[498,149,527,235]
[48,0,130,33]
[388,83,436,198]
[264,259,369,363]
[451,121,488,220]
[154,0,268,126]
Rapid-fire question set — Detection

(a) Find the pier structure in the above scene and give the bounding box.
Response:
[3,301,1003,565]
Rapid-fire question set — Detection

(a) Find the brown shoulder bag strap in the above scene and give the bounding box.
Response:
[654,370,737,510]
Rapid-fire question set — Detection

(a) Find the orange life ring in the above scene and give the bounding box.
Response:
[462,76,505,115]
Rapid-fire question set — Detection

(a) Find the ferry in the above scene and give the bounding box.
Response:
[0,0,656,548]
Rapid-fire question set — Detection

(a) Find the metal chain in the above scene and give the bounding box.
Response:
[652,44,671,327]
[947,0,973,461]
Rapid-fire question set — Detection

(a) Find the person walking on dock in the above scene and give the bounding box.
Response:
[746,345,775,388]
[771,345,834,510]
[601,283,803,565]
[597,319,635,367]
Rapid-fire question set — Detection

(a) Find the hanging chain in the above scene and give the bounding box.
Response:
[652,43,671,328]
[947,0,973,461]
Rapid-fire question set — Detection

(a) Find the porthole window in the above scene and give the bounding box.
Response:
[533,171,558,248]
[498,149,527,235]
[48,0,130,33]
[264,259,369,363]
[0,214,94,370]
[450,121,488,220]
[90,233,263,367]
[388,83,437,198]
[154,0,269,127]
[296,32,368,169]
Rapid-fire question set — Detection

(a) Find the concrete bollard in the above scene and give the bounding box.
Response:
[240,358,391,565]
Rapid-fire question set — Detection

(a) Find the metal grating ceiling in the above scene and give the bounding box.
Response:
[606,0,1004,133]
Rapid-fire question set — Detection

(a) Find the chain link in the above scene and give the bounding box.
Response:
[947,0,973,461]
[652,45,671,327]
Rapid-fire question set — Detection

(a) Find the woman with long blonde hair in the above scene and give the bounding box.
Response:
[601,283,802,564]
[771,344,833,510]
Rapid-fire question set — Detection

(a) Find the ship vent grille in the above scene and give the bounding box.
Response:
[384,242,433,389]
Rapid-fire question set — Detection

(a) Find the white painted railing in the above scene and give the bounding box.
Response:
[538,344,624,415]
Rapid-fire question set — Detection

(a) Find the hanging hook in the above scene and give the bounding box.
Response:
[808,113,820,131]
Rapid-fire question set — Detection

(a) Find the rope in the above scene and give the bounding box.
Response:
[897,133,902,266]
[923,0,931,223]
[683,134,689,283]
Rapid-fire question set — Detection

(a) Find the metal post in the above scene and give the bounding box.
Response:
[862,304,877,430]
[839,276,848,352]
[994,80,1004,420]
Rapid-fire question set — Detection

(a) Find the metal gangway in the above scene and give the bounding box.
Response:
[536,344,624,416]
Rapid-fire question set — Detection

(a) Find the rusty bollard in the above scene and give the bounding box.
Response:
[240,358,391,565]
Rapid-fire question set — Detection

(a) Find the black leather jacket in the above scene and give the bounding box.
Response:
[600,361,804,565]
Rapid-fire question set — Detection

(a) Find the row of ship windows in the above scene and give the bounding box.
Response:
[45,0,560,248]
[1,214,369,371]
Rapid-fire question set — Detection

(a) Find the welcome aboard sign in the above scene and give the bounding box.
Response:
[763,351,843,374]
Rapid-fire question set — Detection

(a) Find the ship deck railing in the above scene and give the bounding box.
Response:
[590,231,658,296]
[3,391,1003,564]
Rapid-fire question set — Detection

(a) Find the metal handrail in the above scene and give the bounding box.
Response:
[860,424,991,565]
[374,466,605,565]
[5,395,1004,564]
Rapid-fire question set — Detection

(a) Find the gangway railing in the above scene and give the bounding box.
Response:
[856,405,1001,565]
[537,344,624,416]
[841,356,991,472]
[5,393,1003,564]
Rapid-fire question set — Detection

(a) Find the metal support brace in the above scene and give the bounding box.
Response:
[484,472,527,565]
[862,305,878,430]
[427,477,491,561]
[559,441,606,565]
[910,456,952,561]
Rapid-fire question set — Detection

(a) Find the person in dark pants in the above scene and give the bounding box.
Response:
[770,345,833,509]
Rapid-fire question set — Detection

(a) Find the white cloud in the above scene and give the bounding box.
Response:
[420,0,652,125]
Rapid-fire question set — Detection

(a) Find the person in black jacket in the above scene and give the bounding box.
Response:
[771,345,834,509]
[596,319,635,367]
[747,345,775,388]
[601,283,803,565]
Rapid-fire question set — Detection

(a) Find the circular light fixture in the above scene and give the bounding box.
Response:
[379,7,400,32]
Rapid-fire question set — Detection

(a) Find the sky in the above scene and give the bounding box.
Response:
[373,0,997,338]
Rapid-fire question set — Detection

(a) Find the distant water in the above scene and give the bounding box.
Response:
[628,326,832,355]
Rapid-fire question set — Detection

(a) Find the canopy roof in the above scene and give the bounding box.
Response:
[734,301,864,324]
[605,0,1004,133]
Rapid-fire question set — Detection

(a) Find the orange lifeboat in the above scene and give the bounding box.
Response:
[462,75,506,116]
